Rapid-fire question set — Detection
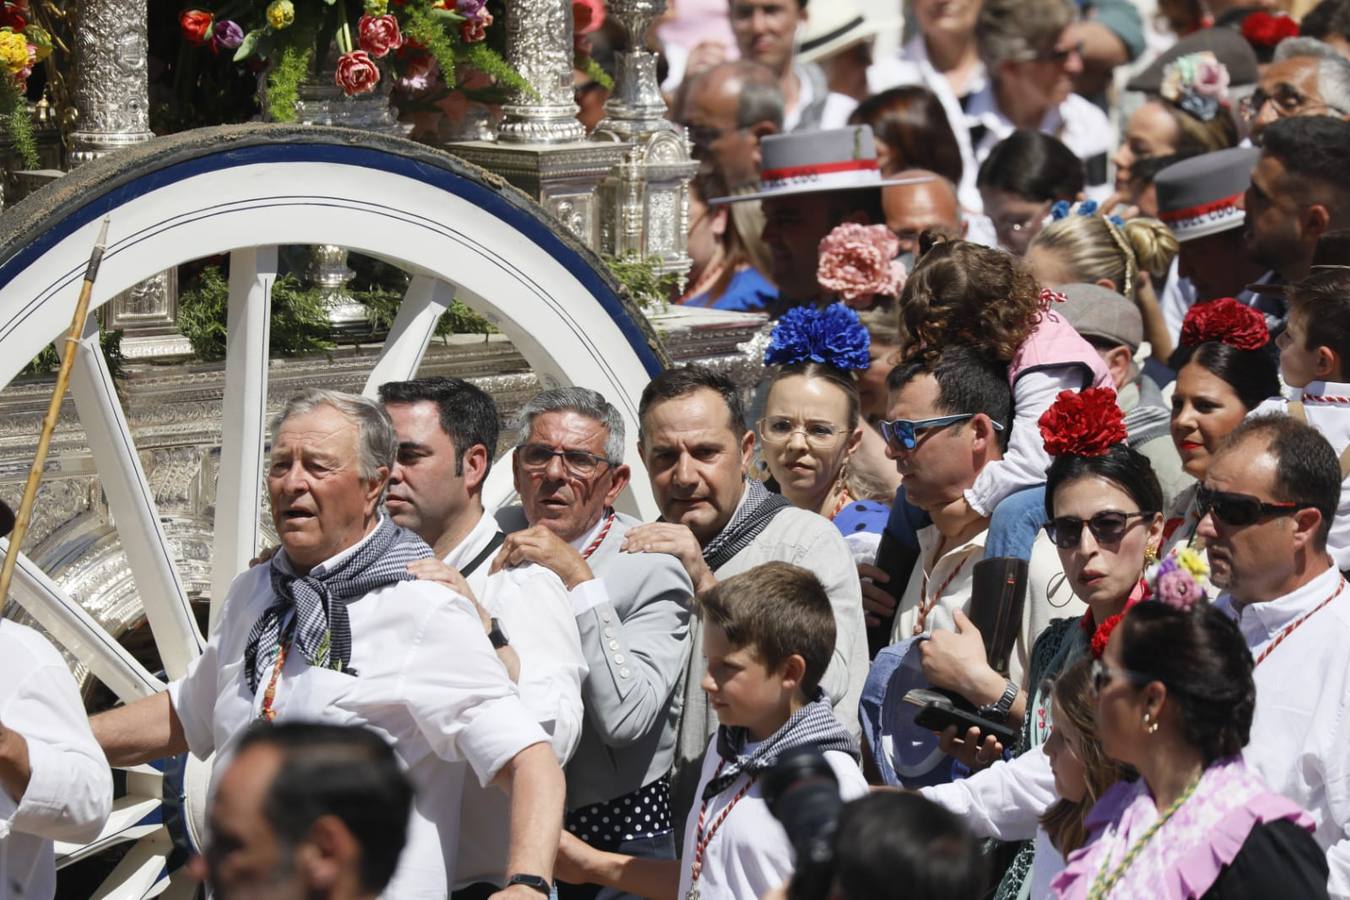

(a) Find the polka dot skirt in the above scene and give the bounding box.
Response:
[565,776,673,845]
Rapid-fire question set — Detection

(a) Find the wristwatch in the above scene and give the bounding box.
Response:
[488,617,510,650]
[506,873,551,894]
[978,678,1019,723]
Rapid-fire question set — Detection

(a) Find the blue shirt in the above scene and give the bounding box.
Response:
[685,266,777,313]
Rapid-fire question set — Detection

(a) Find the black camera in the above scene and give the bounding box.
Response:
[762,746,843,900]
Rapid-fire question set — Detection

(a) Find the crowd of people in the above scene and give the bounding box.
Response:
[8,0,1350,898]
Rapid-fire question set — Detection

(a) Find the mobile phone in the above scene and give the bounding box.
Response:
[902,688,1017,747]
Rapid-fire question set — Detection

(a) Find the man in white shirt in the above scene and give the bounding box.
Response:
[726,0,855,132]
[1202,416,1350,897]
[194,722,413,900]
[621,364,868,826]
[91,389,564,900]
[490,387,694,900]
[0,502,112,900]
[377,377,587,898]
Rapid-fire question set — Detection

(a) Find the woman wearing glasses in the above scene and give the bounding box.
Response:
[1163,300,1280,565]
[1053,600,1327,899]
[759,304,894,555]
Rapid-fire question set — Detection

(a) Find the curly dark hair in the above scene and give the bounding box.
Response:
[899,233,1043,363]
[1117,602,1256,764]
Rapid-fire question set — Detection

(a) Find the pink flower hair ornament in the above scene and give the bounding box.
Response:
[816,223,906,308]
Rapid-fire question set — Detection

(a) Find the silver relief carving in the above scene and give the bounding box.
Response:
[497,0,586,144]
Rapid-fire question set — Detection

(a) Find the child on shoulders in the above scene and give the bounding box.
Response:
[555,562,868,900]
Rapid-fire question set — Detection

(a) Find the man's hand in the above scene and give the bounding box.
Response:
[621,522,715,593]
[491,525,594,590]
[406,558,484,622]
[858,562,896,628]
[938,725,1004,771]
[918,611,1004,705]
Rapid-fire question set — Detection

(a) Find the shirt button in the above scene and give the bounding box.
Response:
[601,613,612,624]
[614,653,626,664]
[620,667,631,678]
[603,627,615,639]
[608,640,620,650]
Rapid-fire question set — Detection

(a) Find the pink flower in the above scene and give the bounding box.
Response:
[573,0,605,35]
[358,13,403,59]
[335,50,381,95]
[816,223,903,305]
[1157,570,1203,610]
[1192,55,1229,99]
[459,9,492,43]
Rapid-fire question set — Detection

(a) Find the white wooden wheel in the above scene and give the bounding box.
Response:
[0,124,669,898]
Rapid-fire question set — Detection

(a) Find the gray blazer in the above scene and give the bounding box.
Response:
[497,507,694,810]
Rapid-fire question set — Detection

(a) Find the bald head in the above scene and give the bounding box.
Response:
[882,170,963,256]
[681,60,784,190]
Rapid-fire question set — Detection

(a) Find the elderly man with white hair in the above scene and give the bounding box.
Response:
[1248,37,1350,140]
[91,389,565,900]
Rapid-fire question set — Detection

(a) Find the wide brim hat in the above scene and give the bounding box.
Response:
[796,0,901,66]
[0,499,12,539]
[710,125,931,205]
[1246,229,1350,295]
[1126,27,1260,93]
[1156,146,1259,242]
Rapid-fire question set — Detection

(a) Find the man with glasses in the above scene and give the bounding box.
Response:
[493,387,694,900]
[1242,116,1350,323]
[377,377,587,900]
[622,364,868,825]
[1246,38,1350,142]
[1198,415,1350,896]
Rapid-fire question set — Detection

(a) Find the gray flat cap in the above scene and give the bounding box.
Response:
[1057,282,1143,351]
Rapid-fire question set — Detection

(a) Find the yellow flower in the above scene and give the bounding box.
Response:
[1177,548,1209,579]
[24,25,52,63]
[364,0,389,14]
[266,0,296,30]
[0,30,29,76]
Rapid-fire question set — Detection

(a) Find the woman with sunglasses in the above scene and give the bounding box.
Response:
[760,304,895,554]
[1053,600,1327,899]
[1163,300,1280,564]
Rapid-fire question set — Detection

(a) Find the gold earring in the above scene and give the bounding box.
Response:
[1144,545,1159,567]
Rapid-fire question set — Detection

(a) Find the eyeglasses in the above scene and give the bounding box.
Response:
[686,123,738,150]
[1029,40,1084,65]
[758,416,846,448]
[1195,484,1309,527]
[1239,84,1332,121]
[1045,511,1154,550]
[878,414,1003,452]
[1090,658,1152,694]
[516,443,612,477]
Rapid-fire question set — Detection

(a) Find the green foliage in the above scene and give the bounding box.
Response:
[177,266,336,361]
[265,39,314,123]
[20,328,124,379]
[605,254,680,310]
[0,77,37,169]
[461,41,534,98]
[575,54,613,91]
[403,3,466,91]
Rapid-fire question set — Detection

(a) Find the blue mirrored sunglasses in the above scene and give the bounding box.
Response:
[878,413,1004,451]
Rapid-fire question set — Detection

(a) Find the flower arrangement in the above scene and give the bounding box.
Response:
[1160,51,1230,122]
[0,1,51,169]
[1178,297,1269,351]
[1038,387,1128,458]
[1147,547,1210,612]
[178,0,528,122]
[764,302,871,371]
[1241,10,1299,50]
[816,223,907,309]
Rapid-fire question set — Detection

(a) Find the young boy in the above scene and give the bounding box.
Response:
[554,562,868,899]
[1256,266,1350,570]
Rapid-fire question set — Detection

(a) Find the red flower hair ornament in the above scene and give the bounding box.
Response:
[1039,387,1128,457]
[1179,297,1269,351]
[1241,10,1299,48]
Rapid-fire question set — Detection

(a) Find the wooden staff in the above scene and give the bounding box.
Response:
[0,217,110,617]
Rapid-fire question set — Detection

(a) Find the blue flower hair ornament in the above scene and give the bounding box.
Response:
[764,302,871,371]
[1049,199,1124,227]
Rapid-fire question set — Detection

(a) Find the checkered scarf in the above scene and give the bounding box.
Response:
[243,518,433,693]
[701,479,792,572]
[704,695,858,800]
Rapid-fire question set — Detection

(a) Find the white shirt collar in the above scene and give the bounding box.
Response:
[1218,564,1345,640]
[441,508,497,569]
[276,516,386,577]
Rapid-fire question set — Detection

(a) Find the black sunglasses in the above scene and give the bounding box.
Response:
[1195,484,1309,527]
[1045,511,1154,550]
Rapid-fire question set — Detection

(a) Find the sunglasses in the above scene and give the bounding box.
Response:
[516,443,611,477]
[1195,484,1309,527]
[879,414,1003,452]
[1045,511,1153,550]
[1090,658,1151,694]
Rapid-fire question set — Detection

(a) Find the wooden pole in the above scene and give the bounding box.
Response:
[0,217,110,617]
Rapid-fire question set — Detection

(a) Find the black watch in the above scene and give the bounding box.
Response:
[506,873,551,894]
[488,617,510,650]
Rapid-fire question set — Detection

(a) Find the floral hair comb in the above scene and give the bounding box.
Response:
[1038,387,1128,457]
[816,223,907,309]
[764,302,872,371]
[1178,297,1269,350]
[1160,51,1230,122]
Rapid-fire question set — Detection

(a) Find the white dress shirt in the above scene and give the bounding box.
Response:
[168,525,548,899]
[1218,565,1350,898]
[0,621,112,900]
[674,736,868,900]
[1252,384,1350,571]
[448,509,587,889]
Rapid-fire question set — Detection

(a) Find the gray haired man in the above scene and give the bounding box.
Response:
[92,389,565,900]
[493,387,694,900]
[1249,37,1350,140]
